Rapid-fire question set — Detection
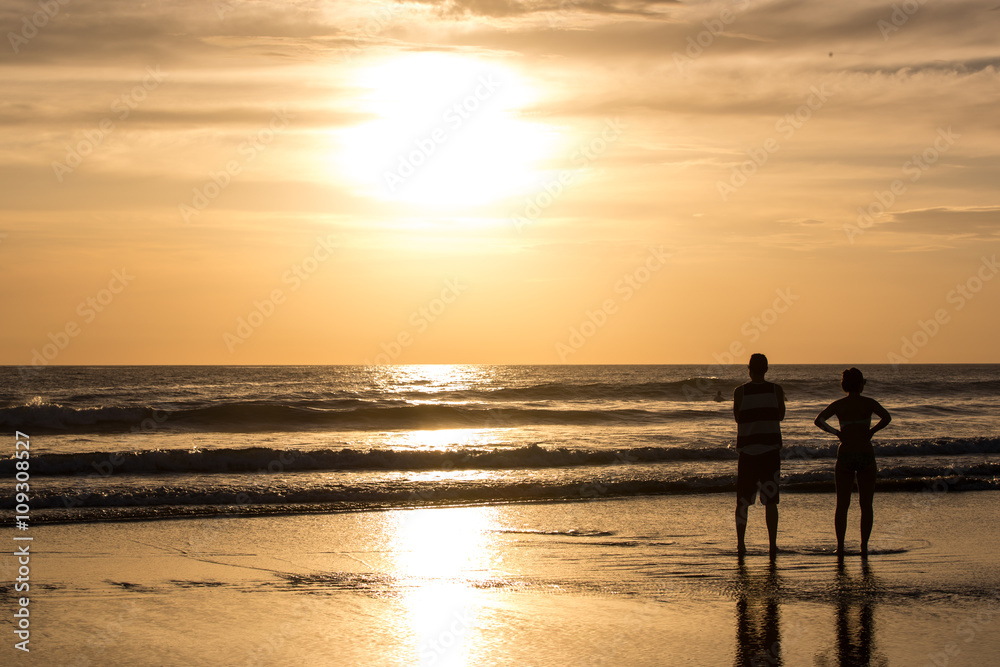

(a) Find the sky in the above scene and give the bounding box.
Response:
[1,0,999,365]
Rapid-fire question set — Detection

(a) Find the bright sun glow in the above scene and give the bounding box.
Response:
[384,506,499,665]
[338,53,557,209]
[393,506,497,579]
[385,429,499,450]
[395,508,492,664]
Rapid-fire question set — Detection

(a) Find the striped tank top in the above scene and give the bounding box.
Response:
[736,381,783,454]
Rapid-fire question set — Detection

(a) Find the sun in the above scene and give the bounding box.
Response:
[337,53,556,209]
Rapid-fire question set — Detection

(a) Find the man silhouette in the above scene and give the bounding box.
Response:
[733,353,785,557]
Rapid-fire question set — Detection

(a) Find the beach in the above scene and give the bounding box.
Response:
[5,0,999,660]
[3,364,999,664]
[4,490,999,665]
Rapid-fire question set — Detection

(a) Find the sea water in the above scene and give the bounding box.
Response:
[2,364,998,522]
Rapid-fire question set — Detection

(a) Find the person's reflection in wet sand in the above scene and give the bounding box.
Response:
[733,556,781,666]
[816,559,887,667]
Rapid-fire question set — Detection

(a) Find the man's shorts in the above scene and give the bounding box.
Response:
[737,449,781,506]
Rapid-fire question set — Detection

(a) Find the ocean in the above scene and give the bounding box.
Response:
[3,364,999,524]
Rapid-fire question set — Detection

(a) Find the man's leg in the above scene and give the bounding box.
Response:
[765,503,778,557]
[736,500,749,554]
[736,453,751,554]
[762,452,780,557]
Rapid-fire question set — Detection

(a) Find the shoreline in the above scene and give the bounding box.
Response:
[7,480,997,526]
[3,491,999,664]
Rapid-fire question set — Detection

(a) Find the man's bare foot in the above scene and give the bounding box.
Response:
[737,541,746,556]
[769,545,778,559]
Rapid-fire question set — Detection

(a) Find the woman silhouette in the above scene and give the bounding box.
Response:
[815,368,891,557]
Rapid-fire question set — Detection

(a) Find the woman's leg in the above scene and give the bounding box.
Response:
[857,464,876,556]
[834,462,854,554]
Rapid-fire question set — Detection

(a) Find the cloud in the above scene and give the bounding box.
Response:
[779,218,824,226]
[405,0,679,19]
[849,57,1000,76]
[885,206,1000,236]
[0,103,370,130]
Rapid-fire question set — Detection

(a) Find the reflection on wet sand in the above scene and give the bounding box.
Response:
[391,506,499,666]
[812,559,888,667]
[732,557,892,667]
[831,559,887,667]
[733,557,782,666]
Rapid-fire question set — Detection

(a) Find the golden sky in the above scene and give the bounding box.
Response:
[2,0,999,364]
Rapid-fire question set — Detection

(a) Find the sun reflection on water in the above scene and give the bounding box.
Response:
[389,506,500,666]
[366,364,500,394]
[381,428,505,450]
[361,365,516,451]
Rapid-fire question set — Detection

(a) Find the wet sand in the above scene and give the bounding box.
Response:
[3,491,999,665]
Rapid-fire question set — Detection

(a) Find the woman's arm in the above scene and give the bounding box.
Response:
[814,403,840,436]
[869,399,891,439]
